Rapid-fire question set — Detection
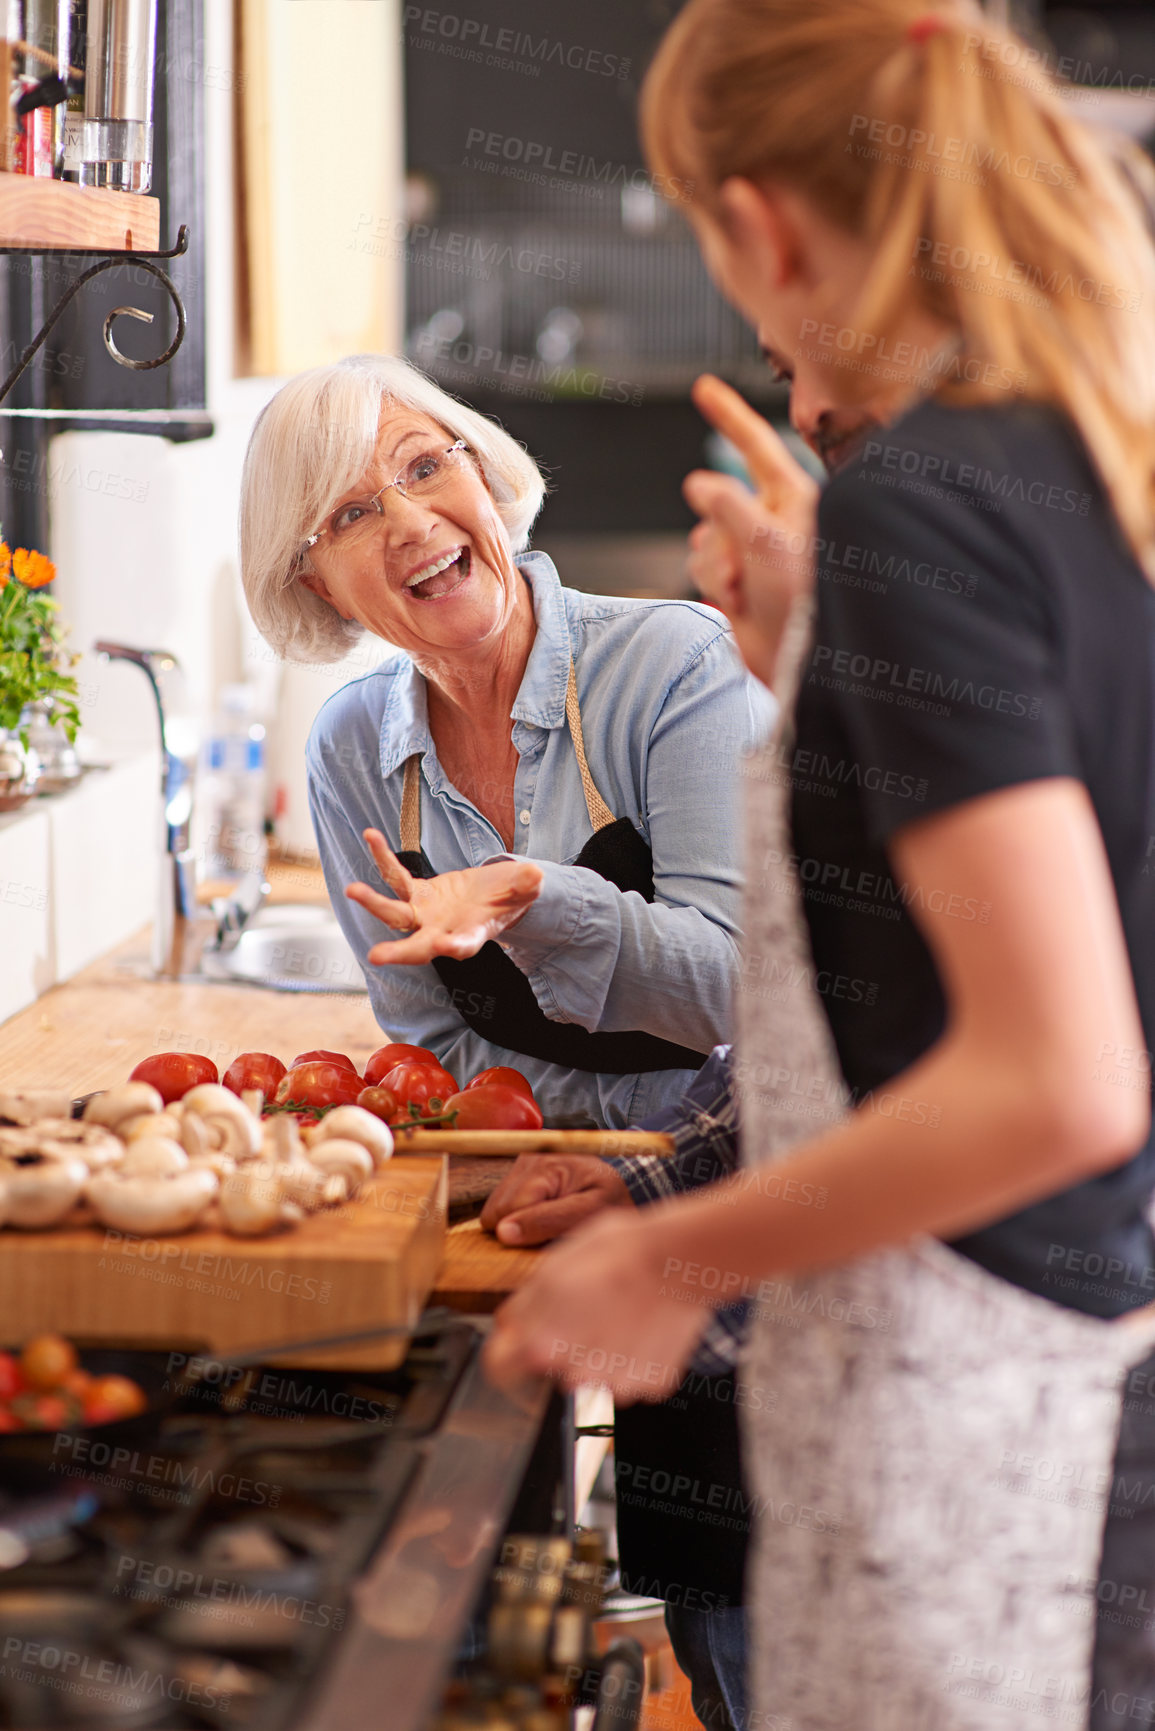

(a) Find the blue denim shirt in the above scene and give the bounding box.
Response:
[306,552,775,1126]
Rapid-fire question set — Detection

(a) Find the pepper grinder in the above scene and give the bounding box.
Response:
[79,0,155,193]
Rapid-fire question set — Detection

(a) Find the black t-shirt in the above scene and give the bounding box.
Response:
[792,398,1155,1318]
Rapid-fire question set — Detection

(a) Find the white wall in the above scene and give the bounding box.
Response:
[0,2,404,1021]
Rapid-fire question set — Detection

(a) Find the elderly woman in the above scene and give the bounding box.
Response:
[239,354,771,1127]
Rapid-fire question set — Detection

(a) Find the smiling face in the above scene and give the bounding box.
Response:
[297,408,526,663]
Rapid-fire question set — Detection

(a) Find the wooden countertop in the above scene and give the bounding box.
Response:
[0,867,540,1313]
[0,863,386,1091]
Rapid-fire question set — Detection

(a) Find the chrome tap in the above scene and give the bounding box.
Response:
[93,642,267,977]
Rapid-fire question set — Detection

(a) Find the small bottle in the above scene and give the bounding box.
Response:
[197,685,267,882]
[10,0,71,177]
[60,1,87,183]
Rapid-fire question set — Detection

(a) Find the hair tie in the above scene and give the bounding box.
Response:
[908,14,948,44]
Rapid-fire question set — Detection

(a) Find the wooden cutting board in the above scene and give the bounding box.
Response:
[0,1158,447,1370]
[447,1157,512,1221]
[431,1218,543,1315]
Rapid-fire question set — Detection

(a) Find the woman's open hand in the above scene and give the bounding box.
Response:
[685,373,820,687]
[483,1205,710,1404]
[347,828,544,966]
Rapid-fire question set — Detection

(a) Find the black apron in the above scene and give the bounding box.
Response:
[394,660,709,1074]
[392,658,747,1604]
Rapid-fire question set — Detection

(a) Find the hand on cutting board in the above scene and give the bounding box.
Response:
[347,828,544,966]
[482,1206,709,1404]
[685,373,820,687]
[480,1154,634,1246]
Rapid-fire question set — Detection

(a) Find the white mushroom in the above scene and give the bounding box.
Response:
[308,1106,393,1168]
[0,1118,122,1171]
[0,1089,72,1125]
[308,1138,373,1194]
[218,1165,302,1237]
[178,1109,239,1178]
[0,1151,90,1228]
[249,1117,346,1208]
[179,1111,210,1161]
[117,1137,188,1178]
[83,1083,165,1132]
[86,1165,218,1235]
[263,1115,302,1162]
[180,1085,262,1159]
[188,1149,236,1182]
[123,1111,183,1144]
[277,1157,347,1212]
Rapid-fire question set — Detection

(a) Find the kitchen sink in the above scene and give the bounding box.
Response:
[200,902,368,994]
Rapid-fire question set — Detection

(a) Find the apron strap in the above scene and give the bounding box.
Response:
[400,752,422,854]
[565,659,615,833]
[398,659,616,849]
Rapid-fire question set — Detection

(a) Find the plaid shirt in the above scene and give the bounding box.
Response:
[607,1045,746,1377]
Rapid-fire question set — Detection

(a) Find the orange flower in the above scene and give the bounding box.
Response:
[0,543,10,589]
[12,547,54,588]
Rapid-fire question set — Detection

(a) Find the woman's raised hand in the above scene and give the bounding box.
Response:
[684,373,820,687]
[347,829,544,966]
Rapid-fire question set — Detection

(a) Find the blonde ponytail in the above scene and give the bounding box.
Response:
[642,0,1155,579]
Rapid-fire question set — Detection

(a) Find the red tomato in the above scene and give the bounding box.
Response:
[0,1410,22,1432]
[380,1060,459,1118]
[223,1052,287,1098]
[364,1043,440,1087]
[357,1086,401,1122]
[130,1052,219,1104]
[82,1375,146,1422]
[290,1049,360,1075]
[465,1066,537,1101]
[0,1351,23,1402]
[274,1062,364,1113]
[20,1333,77,1390]
[441,1085,544,1131]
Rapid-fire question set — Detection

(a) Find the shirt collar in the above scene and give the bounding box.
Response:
[510,551,571,729]
[377,550,571,781]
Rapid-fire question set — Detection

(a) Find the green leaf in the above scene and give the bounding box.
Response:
[0,580,84,734]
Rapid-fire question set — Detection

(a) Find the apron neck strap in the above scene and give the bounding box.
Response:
[565,659,615,833]
[400,752,422,853]
[398,659,616,850]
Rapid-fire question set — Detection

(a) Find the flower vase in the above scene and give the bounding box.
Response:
[0,727,40,812]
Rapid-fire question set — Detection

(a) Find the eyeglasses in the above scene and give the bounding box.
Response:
[296,439,472,568]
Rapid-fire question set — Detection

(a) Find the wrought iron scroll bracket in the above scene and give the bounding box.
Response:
[0,223,189,406]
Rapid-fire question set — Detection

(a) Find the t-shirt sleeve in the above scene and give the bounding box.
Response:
[812,465,1081,845]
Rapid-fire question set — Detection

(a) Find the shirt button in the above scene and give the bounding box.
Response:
[519,810,531,826]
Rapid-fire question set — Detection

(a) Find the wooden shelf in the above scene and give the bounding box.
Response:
[0,174,159,252]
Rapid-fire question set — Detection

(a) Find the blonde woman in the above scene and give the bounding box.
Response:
[486,3,1155,1726]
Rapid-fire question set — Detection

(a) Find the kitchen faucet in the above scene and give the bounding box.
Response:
[93,642,267,977]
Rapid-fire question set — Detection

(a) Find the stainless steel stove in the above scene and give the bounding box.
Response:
[0,1317,560,1731]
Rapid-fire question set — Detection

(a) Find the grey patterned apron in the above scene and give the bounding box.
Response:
[735,603,1155,1730]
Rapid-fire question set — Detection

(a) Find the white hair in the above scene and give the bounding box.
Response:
[239,353,548,663]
